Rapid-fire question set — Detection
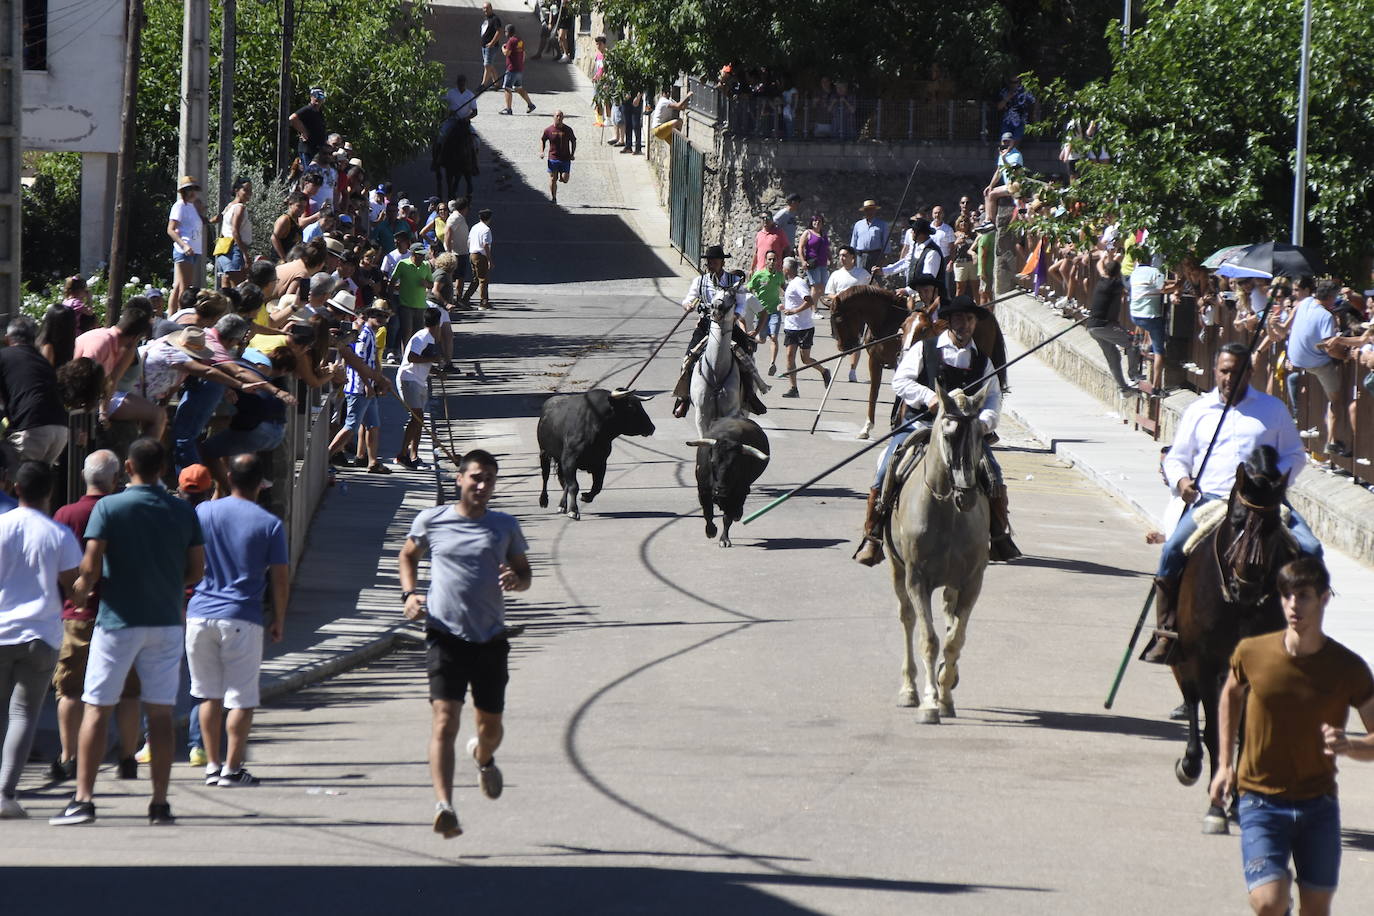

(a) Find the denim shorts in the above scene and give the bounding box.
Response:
[215,242,245,274]
[481,46,495,67]
[804,266,830,291]
[764,311,780,337]
[344,393,380,430]
[502,70,524,89]
[172,246,198,264]
[1130,314,1168,354]
[1237,791,1341,893]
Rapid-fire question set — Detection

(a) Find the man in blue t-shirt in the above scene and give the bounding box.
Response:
[185,453,289,789]
[399,449,531,838]
[54,438,204,827]
[1286,279,1350,455]
[981,133,1025,230]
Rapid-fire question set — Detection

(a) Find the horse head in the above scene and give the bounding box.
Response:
[1222,445,1289,606]
[931,382,988,511]
[829,288,862,350]
[705,277,740,325]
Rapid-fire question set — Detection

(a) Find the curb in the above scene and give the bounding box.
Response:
[258,626,425,706]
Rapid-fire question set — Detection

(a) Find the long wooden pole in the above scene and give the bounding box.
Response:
[809,352,843,434]
[777,331,902,378]
[105,0,144,325]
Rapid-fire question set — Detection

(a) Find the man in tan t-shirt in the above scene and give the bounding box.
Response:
[1212,557,1374,916]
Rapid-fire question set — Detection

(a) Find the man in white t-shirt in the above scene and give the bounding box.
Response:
[929,205,955,259]
[463,209,494,308]
[1128,250,1170,391]
[825,246,873,383]
[779,257,832,398]
[395,308,443,470]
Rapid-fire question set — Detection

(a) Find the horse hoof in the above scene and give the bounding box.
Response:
[897,689,918,708]
[1201,814,1230,835]
[857,429,871,441]
[915,708,941,725]
[938,702,956,718]
[538,495,548,508]
[1175,758,1200,787]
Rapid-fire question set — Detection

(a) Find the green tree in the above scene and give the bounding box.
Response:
[1030,0,1374,277]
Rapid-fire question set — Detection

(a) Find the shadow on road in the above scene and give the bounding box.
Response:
[975,706,1186,742]
[1012,554,1151,579]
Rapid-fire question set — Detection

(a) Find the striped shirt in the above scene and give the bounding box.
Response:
[344,325,377,396]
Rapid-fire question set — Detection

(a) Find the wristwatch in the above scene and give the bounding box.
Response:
[400,589,418,603]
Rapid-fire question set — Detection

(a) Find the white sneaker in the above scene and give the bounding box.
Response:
[433,801,462,838]
[466,736,503,799]
[1299,427,1320,438]
[0,795,26,819]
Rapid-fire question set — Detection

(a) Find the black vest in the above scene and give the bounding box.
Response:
[911,337,988,421]
[906,239,945,290]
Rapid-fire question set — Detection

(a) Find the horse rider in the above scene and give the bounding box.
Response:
[672,244,768,419]
[439,74,479,145]
[854,294,1020,566]
[1140,342,1321,663]
[872,218,947,313]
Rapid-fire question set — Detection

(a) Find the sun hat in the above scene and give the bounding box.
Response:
[326,290,357,316]
[177,176,200,191]
[167,326,214,360]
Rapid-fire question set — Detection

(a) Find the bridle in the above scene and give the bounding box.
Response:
[925,408,981,511]
[1217,485,1285,605]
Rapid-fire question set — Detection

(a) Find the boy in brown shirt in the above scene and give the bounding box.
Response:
[1211,557,1374,915]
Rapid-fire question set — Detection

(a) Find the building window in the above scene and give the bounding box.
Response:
[23,0,48,71]
[578,11,591,34]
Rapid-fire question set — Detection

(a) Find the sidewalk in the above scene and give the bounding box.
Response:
[1001,313,1374,665]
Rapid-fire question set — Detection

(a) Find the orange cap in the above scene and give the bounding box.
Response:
[178,464,213,493]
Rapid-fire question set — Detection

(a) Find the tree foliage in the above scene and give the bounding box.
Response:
[1029,0,1374,277]
[596,0,1118,97]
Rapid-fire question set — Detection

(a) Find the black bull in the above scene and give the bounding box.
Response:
[687,417,771,548]
[537,388,655,520]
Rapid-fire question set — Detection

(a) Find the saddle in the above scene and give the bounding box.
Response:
[1182,500,1295,557]
[674,339,769,415]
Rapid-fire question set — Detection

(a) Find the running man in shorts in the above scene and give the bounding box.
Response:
[399,449,532,838]
[394,307,443,470]
[539,110,577,203]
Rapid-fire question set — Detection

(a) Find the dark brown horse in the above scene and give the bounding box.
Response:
[1172,444,1293,834]
[828,286,1009,438]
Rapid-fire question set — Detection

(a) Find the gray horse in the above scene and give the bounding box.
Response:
[887,383,991,723]
[689,280,747,438]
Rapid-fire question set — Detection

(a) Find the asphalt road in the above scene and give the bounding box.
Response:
[5,3,1373,913]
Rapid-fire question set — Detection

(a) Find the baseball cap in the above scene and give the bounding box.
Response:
[1000,132,1014,142]
[310,87,327,101]
[178,464,213,494]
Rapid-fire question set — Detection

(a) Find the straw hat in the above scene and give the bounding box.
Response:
[327,290,357,316]
[860,199,879,211]
[177,176,200,191]
[167,326,213,359]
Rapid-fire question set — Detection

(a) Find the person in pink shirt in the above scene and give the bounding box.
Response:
[71,307,165,435]
[753,213,788,271]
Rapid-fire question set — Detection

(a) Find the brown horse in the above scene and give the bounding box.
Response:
[1172,444,1294,834]
[829,286,1009,439]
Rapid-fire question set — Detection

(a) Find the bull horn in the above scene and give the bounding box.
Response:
[740,444,769,461]
[685,438,717,447]
[633,393,654,401]
[609,388,631,399]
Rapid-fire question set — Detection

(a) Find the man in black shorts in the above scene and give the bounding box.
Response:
[399,449,532,838]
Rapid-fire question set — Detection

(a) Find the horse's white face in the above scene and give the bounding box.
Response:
[934,385,989,507]
[707,284,737,323]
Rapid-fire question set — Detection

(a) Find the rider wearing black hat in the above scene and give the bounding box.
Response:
[855,294,1019,566]
[673,244,768,418]
[874,218,946,310]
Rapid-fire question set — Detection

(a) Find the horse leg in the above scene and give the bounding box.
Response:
[936,574,984,718]
[1199,662,1229,835]
[860,361,881,439]
[891,554,918,707]
[1172,664,1203,786]
[538,451,551,508]
[913,578,941,724]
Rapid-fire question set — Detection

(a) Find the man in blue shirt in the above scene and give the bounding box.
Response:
[850,200,888,271]
[327,307,389,472]
[185,453,289,788]
[1285,280,1349,456]
[981,133,1025,230]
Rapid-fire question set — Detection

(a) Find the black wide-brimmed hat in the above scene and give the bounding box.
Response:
[702,244,729,260]
[909,273,941,289]
[937,294,990,321]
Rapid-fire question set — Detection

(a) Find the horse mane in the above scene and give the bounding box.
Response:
[833,284,902,307]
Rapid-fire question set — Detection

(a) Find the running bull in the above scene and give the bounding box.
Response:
[687,417,771,547]
[538,387,656,520]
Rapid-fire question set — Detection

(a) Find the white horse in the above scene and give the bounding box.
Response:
[689,280,747,439]
[888,384,991,723]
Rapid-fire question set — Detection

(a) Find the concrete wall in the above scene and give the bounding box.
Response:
[999,293,1374,567]
[22,0,124,154]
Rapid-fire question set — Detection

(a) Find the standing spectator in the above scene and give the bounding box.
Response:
[973,224,997,305]
[327,309,389,474]
[288,88,328,164]
[981,134,1024,229]
[167,176,205,310]
[824,246,872,383]
[0,316,69,464]
[1127,248,1171,393]
[0,462,82,819]
[429,254,461,366]
[36,305,78,367]
[555,1,575,62]
[747,249,785,375]
[498,25,536,116]
[1287,280,1350,456]
[186,453,289,789]
[797,212,832,306]
[850,200,887,271]
[395,308,443,470]
[478,3,504,87]
[753,213,788,272]
[590,36,609,126]
[1086,258,1141,393]
[61,275,94,324]
[778,257,831,397]
[391,243,435,353]
[831,81,857,140]
[214,177,254,288]
[620,89,644,155]
[444,197,471,269]
[950,216,978,300]
[50,438,203,827]
[532,0,557,60]
[540,111,577,203]
[773,193,803,247]
[50,451,142,786]
[1210,557,1374,916]
[996,76,1036,141]
[398,449,532,838]
[464,209,494,309]
[271,192,310,262]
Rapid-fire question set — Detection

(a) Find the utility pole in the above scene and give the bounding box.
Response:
[178,0,209,283]
[1291,0,1312,247]
[218,0,236,211]
[276,0,296,176]
[0,0,22,329]
[106,0,146,324]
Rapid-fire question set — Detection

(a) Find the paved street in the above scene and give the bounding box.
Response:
[5,3,1374,913]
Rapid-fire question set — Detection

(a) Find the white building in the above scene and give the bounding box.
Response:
[21,0,126,273]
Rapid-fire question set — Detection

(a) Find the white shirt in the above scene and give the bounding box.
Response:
[879,241,941,283]
[825,265,871,297]
[892,331,1001,431]
[445,87,477,119]
[651,96,677,129]
[445,212,469,251]
[930,221,955,258]
[397,329,436,385]
[382,249,404,277]
[782,276,814,331]
[1163,387,1305,500]
[469,221,493,255]
[1129,264,1165,318]
[0,507,83,650]
[682,272,748,315]
[169,199,203,255]
[773,206,799,246]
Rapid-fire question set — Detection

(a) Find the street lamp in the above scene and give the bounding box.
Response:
[1291,0,1312,246]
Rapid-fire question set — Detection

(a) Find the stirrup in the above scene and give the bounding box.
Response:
[852,534,886,566]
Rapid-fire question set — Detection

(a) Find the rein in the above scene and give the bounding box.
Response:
[1215,501,1283,604]
[923,417,979,506]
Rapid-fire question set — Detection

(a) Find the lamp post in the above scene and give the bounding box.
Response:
[1291,0,1312,246]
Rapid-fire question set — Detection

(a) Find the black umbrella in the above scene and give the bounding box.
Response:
[1231,241,1327,279]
